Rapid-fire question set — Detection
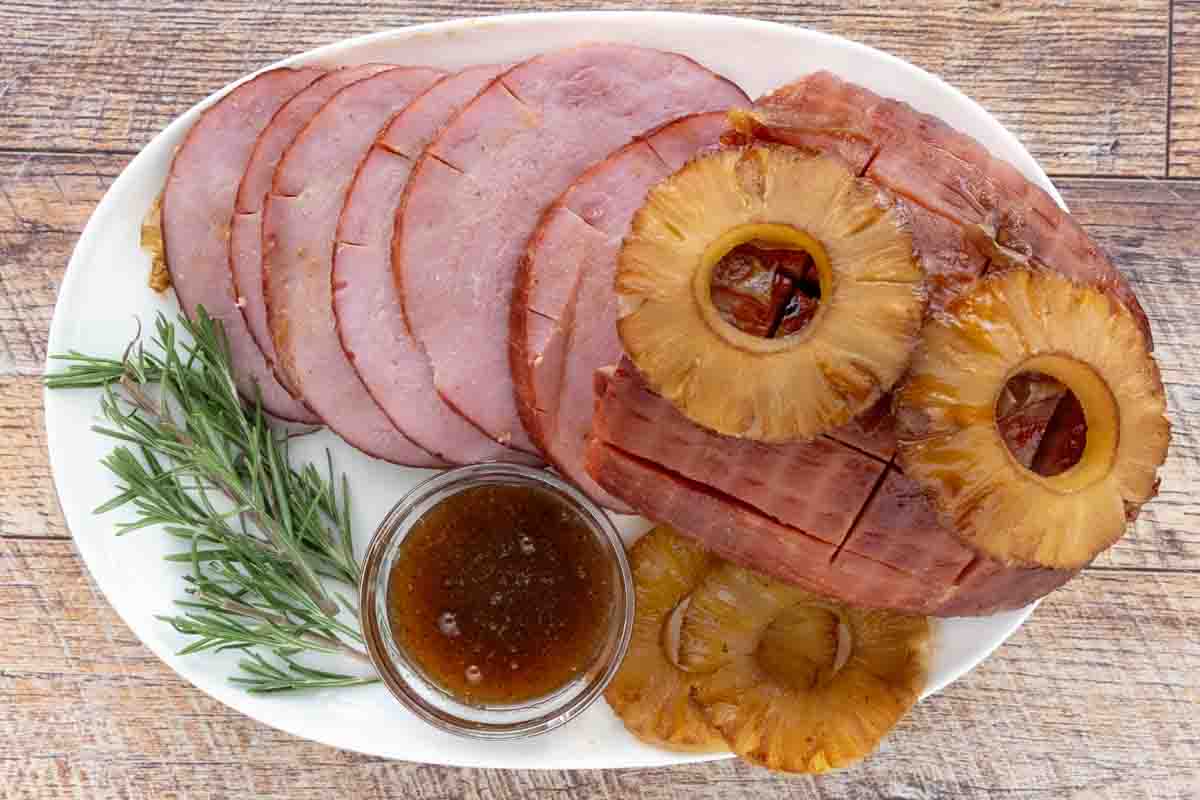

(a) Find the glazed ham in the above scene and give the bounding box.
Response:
[590,362,887,537]
[161,66,323,423]
[231,64,395,375]
[511,112,738,511]
[583,69,1126,609]
[331,65,530,465]
[263,66,446,466]
[743,71,1149,335]
[587,363,1075,616]
[395,44,748,455]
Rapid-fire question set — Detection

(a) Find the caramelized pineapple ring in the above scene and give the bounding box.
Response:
[617,146,926,441]
[604,527,725,752]
[895,269,1170,570]
[679,564,930,774]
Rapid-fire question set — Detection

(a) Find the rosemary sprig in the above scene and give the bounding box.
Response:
[46,310,378,692]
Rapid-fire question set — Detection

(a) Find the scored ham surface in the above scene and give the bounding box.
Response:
[587,363,1076,616]
[395,44,749,455]
[511,112,737,511]
[231,64,395,379]
[161,66,323,423]
[331,65,532,465]
[263,66,446,466]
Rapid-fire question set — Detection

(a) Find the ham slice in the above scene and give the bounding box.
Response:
[511,112,736,510]
[331,65,533,465]
[232,64,395,378]
[263,66,446,466]
[395,44,748,455]
[587,363,1076,616]
[161,67,323,423]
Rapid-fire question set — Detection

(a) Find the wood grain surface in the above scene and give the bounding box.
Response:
[1174,1,1200,175]
[2,3,1198,799]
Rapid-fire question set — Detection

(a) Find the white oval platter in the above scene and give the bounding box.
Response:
[45,11,1052,769]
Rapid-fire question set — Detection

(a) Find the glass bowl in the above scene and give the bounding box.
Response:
[359,463,634,739]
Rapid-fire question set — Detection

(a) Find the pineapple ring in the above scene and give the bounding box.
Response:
[895,269,1170,570]
[604,527,726,752]
[679,564,930,774]
[616,145,926,441]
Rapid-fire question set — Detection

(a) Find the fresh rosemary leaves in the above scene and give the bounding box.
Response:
[45,310,378,692]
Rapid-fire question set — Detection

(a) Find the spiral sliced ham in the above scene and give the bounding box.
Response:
[395,44,749,456]
[263,66,446,465]
[331,65,533,465]
[161,66,323,423]
[511,112,735,510]
[231,64,395,378]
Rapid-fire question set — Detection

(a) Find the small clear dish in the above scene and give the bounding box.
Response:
[360,463,634,739]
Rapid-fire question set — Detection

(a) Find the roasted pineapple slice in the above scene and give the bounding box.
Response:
[604,526,725,752]
[616,145,926,441]
[895,269,1170,570]
[679,564,930,773]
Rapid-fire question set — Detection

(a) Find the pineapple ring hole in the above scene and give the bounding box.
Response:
[755,603,845,692]
[998,371,1085,477]
[998,356,1118,493]
[694,223,831,351]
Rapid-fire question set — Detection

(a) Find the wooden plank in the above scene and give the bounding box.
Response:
[0,378,62,539]
[0,0,1168,175]
[1172,0,1200,175]
[1059,178,1200,570]
[1,537,1196,798]
[0,152,120,377]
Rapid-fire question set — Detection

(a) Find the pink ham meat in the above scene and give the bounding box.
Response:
[231,64,395,377]
[262,66,446,466]
[395,44,748,455]
[511,112,738,510]
[587,362,1076,616]
[331,65,532,465]
[161,67,323,423]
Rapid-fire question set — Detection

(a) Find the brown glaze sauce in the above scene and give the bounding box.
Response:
[387,484,612,705]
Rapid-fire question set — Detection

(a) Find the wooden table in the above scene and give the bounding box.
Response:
[3,2,1198,797]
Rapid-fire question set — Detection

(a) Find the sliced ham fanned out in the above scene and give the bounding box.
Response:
[587,362,1077,616]
[744,71,1150,338]
[512,112,737,510]
[332,65,532,465]
[231,64,395,375]
[161,66,323,423]
[395,44,749,455]
[263,66,447,466]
